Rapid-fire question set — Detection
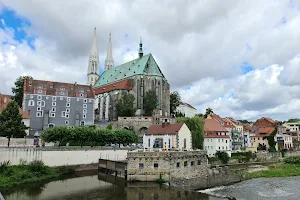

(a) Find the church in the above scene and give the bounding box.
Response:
[87,28,170,122]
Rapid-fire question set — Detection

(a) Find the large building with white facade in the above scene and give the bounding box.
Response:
[204,119,231,157]
[176,102,197,117]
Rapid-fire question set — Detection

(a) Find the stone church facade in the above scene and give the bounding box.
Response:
[88,30,170,123]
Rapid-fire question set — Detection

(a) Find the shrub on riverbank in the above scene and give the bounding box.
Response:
[284,156,300,164]
[41,126,138,147]
[0,160,61,188]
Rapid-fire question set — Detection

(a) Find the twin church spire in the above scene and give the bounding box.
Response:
[87,28,144,85]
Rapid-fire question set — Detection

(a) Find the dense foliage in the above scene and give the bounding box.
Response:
[231,151,255,163]
[176,116,204,149]
[284,156,300,164]
[41,126,137,146]
[238,120,252,124]
[287,118,300,123]
[170,91,181,116]
[0,160,60,187]
[257,143,267,150]
[12,76,33,108]
[263,128,277,152]
[116,91,137,117]
[143,90,158,116]
[0,101,27,147]
[215,151,230,164]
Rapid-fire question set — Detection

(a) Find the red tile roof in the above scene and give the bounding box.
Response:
[263,117,276,125]
[204,119,228,132]
[24,78,94,98]
[0,94,30,119]
[146,123,185,135]
[256,127,275,137]
[94,79,132,95]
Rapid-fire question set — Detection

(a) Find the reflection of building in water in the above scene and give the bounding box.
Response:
[126,182,209,200]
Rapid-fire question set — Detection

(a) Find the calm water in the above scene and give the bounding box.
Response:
[200,176,300,200]
[0,171,215,200]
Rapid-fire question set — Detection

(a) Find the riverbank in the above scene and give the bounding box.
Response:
[0,160,74,188]
[248,164,300,178]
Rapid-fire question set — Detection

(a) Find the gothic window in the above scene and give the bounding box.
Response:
[158,81,161,107]
[80,121,85,126]
[152,80,155,90]
[28,100,34,106]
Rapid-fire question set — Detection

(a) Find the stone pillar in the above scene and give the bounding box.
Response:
[99,96,103,120]
[105,95,110,120]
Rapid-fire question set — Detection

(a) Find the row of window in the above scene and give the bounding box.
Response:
[48,121,85,128]
[37,111,86,119]
[205,146,228,150]
[138,160,201,169]
[29,100,88,109]
[206,139,228,143]
[30,95,92,102]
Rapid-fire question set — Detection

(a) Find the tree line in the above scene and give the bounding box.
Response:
[41,126,137,146]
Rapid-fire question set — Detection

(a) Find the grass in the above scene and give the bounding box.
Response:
[248,164,300,179]
[0,160,69,188]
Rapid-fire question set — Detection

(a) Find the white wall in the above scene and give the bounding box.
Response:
[204,138,231,157]
[22,119,30,135]
[0,148,128,166]
[178,123,192,150]
[176,104,197,117]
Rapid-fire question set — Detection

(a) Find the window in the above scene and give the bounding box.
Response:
[41,100,45,107]
[191,161,194,166]
[51,107,56,112]
[66,108,70,113]
[184,161,187,167]
[37,107,42,111]
[154,163,158,168]
[48,124,55,128]
[36,111,43,117]
[50,113,55,117]
[52,102,56,106]
[83,109,87,113]
[83,104,87,108]
[38,89,43,94]
[65,114,69,118]
[28,100,34,106]
[226,140,228,143]
[219,146,220,150]
[83,114,87,119]
[80,93,83,97]
[61,111,66,117]
[30,95,33,98]
[60,97,63,100]
[80,121,85,126]
[67,97,71,102]
[65,120,69,125]
[37,101,41,106]
[37,95,42,100]
[52,96,56,101]
[197,160,201,165]
[176,162,180,168]
[222,139,224,142]
[84,99,87,103]
[139,163,144,169]
[66,103,70,107]
[50,85,53,88]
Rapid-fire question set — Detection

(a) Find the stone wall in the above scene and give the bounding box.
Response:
[127,150,208,182]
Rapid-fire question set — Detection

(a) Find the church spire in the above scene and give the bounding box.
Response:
[87,27,99,85]
[104,33,114,71]
[90,27,98,56]
[139,36,143,58]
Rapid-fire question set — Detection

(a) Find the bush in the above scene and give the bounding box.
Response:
[284,156,300,164]
[215,151,230,164]
[27,160,46,172]
[0,161,10,173]
[231,151,254,162]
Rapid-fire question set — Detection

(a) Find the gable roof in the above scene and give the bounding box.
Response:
[94,79,132,95]
[0,94,30,119]
[204,119,228,132]
[179,102,196,110]
[263,117,276,125]
[146,122,185,135]
[256,127,275,137]
[24,78,94,98]
[94,53,164,88]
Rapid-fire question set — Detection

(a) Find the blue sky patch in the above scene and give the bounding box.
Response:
[0,7,36,50]
[241,61,254,74]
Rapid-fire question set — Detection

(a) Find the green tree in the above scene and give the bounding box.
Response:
[116,91,137,117]
[257,143,267,151]
[195,113,203,118]
[174,111,185,117]
[12,76,33,108]
[176,116,204,149]
[215,151,230,164]
[0,101,27,147]
[143,90,158,116]
[263,128,277,152]
[287,118,300,123]
[170,91,181,116]
[204,107,214,118]
[238,120,252,124]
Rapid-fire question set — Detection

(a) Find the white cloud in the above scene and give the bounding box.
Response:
[0,18,5,26]
[1,0,300,120]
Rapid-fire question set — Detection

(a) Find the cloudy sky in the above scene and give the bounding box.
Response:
[1,0,300,121]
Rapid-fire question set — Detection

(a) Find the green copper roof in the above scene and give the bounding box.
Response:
[94,53,164,87]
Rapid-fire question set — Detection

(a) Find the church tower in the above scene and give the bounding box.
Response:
[87,27,100,85]
[104,33,114,71]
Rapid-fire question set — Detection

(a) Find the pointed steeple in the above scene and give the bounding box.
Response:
[87,27,100,85]
[90,27,98,56]
[139,36,143,58]
[104,33,114,71]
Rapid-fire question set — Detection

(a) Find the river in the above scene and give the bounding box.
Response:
[1,172,300,200]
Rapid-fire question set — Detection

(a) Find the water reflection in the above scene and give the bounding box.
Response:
[0,171,214,200]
